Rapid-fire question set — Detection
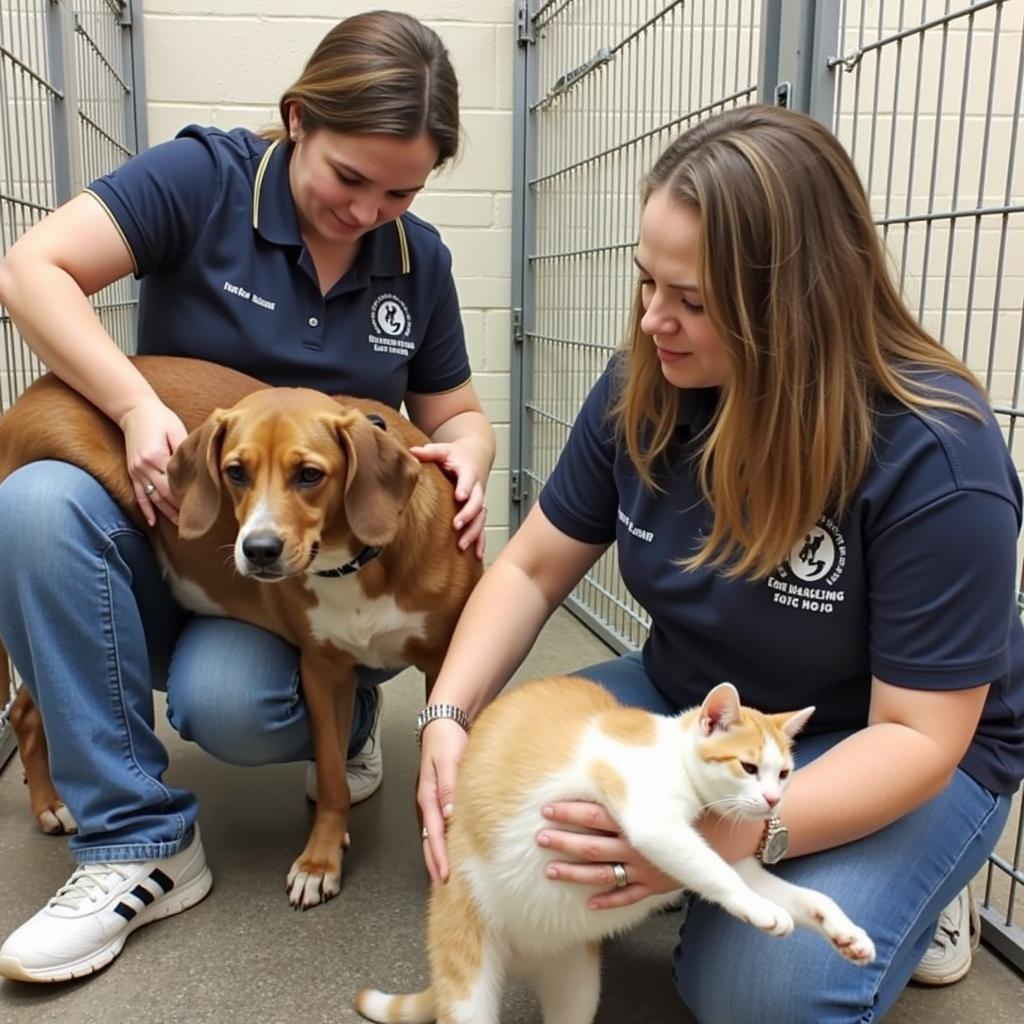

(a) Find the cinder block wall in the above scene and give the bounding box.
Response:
[141,1,516,554]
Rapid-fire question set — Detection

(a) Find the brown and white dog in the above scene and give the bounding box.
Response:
[0,355,481,908]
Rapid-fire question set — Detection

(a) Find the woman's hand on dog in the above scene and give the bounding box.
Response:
[119,396,188,526]
[410,437,489,558]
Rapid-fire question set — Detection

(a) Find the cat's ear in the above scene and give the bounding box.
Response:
[699,682,742,736]
[777,705,815,739]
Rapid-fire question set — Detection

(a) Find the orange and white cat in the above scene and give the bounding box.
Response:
[356,677,875,1024]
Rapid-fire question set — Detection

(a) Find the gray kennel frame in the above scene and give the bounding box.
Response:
[0,0,147,767]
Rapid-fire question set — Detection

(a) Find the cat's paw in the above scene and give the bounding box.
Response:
[739,895,794,937]
[808,905,876,964]
[826,920,876,965]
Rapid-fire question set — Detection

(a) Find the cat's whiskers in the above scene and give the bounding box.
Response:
[700,796,737,812]
[700,796,747,821]
[701,795,767,828]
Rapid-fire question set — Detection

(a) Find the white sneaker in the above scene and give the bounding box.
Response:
[911,886,980,986]
[305,686,384,805]
[0,825,212,983]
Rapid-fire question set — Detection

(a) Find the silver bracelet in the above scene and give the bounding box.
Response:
[415,703,470,746]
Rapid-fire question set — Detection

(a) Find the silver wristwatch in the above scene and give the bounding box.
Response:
[755,815,789,865]
[415,703,470,746]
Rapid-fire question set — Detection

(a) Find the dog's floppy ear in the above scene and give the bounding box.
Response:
[168,409,232,539]
[331,411,421,548]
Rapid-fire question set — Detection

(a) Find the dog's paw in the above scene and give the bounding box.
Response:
[36,802,77,835]
[286,856,342,909]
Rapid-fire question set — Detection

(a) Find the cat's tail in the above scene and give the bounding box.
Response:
[354,986,435,1023]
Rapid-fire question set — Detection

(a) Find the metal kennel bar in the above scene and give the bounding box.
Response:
[0,0,146,772]
[824,0,1024,973]
[512,0,1024,968]
[512,0,763,651]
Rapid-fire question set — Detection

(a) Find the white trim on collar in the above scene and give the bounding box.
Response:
[251,139,280,230]
[394,217,410,274]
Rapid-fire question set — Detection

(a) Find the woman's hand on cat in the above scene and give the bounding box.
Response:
[538,801,681,909]
[417,719,470,883]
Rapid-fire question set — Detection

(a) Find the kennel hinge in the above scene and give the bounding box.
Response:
[515,0,535,45]
[510,470,524,504]
[512,307,524,346]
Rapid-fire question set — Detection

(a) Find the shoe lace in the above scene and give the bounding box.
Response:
[349,749,375,771]
[49,862,131,911]
[931,904,963,950]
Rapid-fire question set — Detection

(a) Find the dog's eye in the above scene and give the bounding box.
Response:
[297,466,325,487]
[224,463,247,485]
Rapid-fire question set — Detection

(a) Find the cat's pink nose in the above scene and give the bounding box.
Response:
[764,793,780,808]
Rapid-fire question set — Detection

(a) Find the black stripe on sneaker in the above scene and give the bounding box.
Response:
[149,868,175,893]
[113,902,137,922]
[131,884,155,906]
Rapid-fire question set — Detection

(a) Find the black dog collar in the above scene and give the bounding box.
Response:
[314,545,382,578]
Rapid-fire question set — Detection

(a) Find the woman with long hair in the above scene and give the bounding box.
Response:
[417,104,1023,1020]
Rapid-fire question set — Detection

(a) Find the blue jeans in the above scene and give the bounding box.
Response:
[579,651,1011,1024]
[0,462,385,863]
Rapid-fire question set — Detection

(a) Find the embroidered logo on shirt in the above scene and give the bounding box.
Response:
[766,515,847,615]
[617,507,654,543]
[368,293,414,357]
[222,280,276,311]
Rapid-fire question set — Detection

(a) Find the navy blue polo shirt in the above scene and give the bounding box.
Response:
[540,356,1024,795]
[85,125,470,405]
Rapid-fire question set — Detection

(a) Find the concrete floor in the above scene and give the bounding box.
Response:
[1,608,1021,1023]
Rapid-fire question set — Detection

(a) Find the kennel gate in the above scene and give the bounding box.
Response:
[0,0,146,770]
[510,0,1024,969]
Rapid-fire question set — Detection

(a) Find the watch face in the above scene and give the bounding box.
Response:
[763,828,789,864]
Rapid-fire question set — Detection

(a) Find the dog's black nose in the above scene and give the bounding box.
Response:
[242,531,284,567]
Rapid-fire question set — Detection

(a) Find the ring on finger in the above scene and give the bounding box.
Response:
[143,482,156,496]
[612,862,629,889]
[421,826,430,841]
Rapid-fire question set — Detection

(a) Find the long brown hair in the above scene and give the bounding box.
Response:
[615,104,983,580]
[267,10,459,167]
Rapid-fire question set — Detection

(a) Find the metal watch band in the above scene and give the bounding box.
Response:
[415,703,471,746]
[755,814,787,864]
[755,817,775,861]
